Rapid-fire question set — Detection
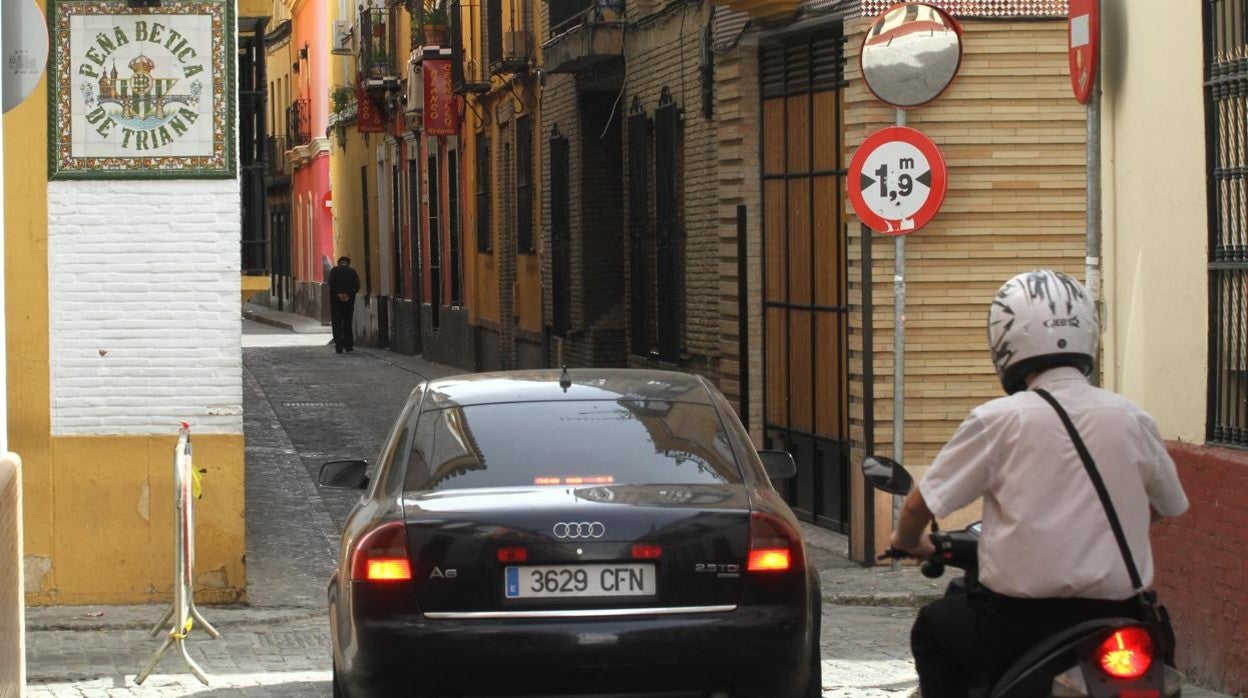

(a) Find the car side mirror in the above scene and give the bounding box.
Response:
[861,455,913,495]
[319,459,370,490]
[758,450,797,480]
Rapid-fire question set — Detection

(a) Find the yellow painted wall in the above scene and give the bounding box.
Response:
[330,129,376,273]
[239,0,270,17]
[4,39,54,597]
[35,436,245,605]
[1099,0,1207,441]
[6,0,246,605]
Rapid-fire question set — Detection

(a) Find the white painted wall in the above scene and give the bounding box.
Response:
[47,179,243,435]
[1100,0,1208,442]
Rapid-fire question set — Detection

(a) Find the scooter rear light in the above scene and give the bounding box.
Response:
[747,511,797,573]
[1096,626,1154,680]
[351,521,412,582]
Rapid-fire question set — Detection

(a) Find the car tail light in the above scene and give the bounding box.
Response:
[1096,626,1154,680]
[631,543,663,559]
[351,521,412,582]
[498,546,528,563]
[747,511,797,573]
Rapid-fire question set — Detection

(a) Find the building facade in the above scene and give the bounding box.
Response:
[459,0,546,371]
[7,0,274,604]
[538,0,722,380]
[707,0,1085,552]
[1110,0,1247,691]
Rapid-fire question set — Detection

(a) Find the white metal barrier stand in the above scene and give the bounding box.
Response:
[135,423,220,686]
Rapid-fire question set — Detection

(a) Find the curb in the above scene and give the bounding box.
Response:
[242,308,298,333]
[25,605,324,632]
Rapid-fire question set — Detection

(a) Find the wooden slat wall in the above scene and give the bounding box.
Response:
[843,18,1087,550]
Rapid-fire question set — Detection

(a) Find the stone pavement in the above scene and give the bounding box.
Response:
[22,310,1232,697]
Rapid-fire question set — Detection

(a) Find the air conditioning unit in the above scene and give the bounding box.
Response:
[405,51,423,115]
[503,30,531,60]
[331,20,354,55]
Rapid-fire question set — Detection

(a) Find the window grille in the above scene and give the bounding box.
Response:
[654,88,681,364]
[517,116,535,253]
[449,150,463,306]
[477,132,493,253]
[627,97,651,357]
[428,153,442,328]
[1206,0,1248,447]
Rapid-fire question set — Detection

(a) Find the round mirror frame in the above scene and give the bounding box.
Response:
[860,2,964,109]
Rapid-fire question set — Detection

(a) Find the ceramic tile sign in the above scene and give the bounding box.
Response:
[48,0,235,179]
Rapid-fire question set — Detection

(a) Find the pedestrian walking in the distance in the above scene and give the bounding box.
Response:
[328,256,361,354]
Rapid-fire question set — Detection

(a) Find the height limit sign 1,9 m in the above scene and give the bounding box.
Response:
[848,126,948,235]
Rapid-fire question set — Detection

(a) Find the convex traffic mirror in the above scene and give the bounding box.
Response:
[861,3,963,108]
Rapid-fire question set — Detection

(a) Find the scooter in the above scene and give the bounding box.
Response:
[862,455,1183,698]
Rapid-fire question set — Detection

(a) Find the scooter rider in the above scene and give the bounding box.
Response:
[888,269,1189,697]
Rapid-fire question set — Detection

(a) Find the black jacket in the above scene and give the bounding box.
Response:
[328,265,361,298]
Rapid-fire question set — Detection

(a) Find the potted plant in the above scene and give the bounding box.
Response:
[414,0,448,46]
[330,85,354,116]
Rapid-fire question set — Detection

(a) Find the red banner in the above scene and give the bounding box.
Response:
[357,82,385,133]
[423,59,458,136]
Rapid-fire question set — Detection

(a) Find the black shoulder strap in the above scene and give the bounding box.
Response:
[1033,388,1144,592]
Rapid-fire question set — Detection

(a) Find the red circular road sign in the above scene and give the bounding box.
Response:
[1068,0,1099,104]
[848,126,947,235]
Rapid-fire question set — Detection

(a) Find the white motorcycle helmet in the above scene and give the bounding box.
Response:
[988,269,1098,394]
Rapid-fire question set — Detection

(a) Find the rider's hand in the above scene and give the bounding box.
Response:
[888,530,936,560]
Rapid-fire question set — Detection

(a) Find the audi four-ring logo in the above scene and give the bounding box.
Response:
[553,521,606,539]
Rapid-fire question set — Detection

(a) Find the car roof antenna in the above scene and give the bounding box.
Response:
[559,366,572,392]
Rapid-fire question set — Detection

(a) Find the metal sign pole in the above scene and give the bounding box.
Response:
[136,424,219,686]
[891,109,906,571]
[1084,0,1102,386]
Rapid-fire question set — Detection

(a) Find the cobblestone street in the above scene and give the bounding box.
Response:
[18,317,1224,697]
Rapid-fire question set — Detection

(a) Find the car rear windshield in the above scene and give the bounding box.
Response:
[402,400,743,492]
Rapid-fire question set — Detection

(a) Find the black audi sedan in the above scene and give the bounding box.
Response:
[320,369,822,698]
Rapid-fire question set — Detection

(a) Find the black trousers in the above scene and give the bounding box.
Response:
[331,298,355,351]
[911,585,1140,698]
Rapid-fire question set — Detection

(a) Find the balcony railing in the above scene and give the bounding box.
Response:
[487,0,532,74]
[548,0,596,36]
[450,0,490,93]
[286,99,311,146]
[359,5,395,81]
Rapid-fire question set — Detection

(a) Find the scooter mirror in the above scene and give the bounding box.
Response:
[861,455,914,495]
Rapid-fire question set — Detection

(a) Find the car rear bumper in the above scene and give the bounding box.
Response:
[336,604,813,698]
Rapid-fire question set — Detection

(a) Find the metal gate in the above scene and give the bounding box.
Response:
[760,31,850,530]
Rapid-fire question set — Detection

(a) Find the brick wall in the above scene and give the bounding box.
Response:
[499,107,518,368]
[1152,443,1248,695]
[0,455,24,696]
[47,180,243,435]
[844,17,1087,466]
[711,42,762,436]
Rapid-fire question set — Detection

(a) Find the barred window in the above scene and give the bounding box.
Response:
[1206,0,1248,446]
[653,88,682,364]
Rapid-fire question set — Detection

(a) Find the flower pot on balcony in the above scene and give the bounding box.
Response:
[423,23,447,47]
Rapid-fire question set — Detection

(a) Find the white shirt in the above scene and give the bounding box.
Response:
[919,366,1189,600]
